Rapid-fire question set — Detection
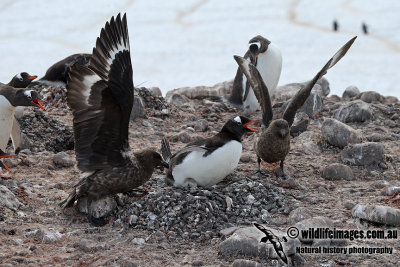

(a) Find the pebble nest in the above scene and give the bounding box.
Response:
[116,173,293,242]
[17,109,74,152]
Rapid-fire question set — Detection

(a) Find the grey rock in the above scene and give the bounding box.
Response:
[77,196,117,218]
[232,259,264,267]
[147,87,162,97]
[343,200,357,210]
[166,93,191,106]
[166,80,232,100]
[342,85,360,99]
[294,216,334,245]
[274,79,329,101]
[219,226,300,260]
[220,227,238,237]
[352,204,400,226]
[290,112,309,137]
[292,131,321,155]
[385,186,400,196]
[53,152,74,167]
[240,154,252,163]
[129,215,138,225]
[31,228,63,244]
[282,93,323,119]
[289,207,313,224]
[321,118,361,148]
[322,163,354,181]
[0,185,23,211]
[359,91,384,103]
[170,131,192,143]
[334,100,373,123]
[130,97,146,121]
[384,96,399,104]
[340,142,385,167]
[316,77,330,96]
[194,119,208,132]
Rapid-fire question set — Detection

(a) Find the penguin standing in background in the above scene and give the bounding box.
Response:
[229,35,282,111]
[333,19,339,32]
[362,22,368,34]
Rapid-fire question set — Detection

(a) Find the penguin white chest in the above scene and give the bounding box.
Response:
[0,96,16,150]
[172,141,242,187]
[256,43,282,97]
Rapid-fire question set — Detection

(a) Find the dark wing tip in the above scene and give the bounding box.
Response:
[283,37,357,126]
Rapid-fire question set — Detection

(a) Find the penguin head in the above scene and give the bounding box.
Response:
[9,72,37,88]
[248,35,271,66]
[14,89,45,110]
[269,119,289,138]
[222,116,258,140]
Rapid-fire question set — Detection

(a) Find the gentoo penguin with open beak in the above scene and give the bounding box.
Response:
[28,54,91,88]
[161,116,257,187]
[234,37,357,177]
[7,72,38,88]
[0,149,16,172]
[229,35,282,111]
[60,13,168,226]
[0,85,45,152]
[5,72,38,152]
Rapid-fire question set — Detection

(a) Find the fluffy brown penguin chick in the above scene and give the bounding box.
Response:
[234,36,357,177]
[59,13,168,226]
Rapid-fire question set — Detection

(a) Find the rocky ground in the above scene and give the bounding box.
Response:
[0,80,399,266]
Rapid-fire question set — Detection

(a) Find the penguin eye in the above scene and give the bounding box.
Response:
[249,43,260,53]
[19,77,23,81]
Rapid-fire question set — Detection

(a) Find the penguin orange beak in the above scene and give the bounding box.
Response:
[28,75,37,80]
[0,154,16,172]
[32,100,45,110]
[244,120,258,132]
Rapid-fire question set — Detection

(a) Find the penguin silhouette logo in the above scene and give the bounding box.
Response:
[254,223,288,264]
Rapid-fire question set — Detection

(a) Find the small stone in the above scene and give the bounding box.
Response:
[385,186,400,196]
[0,185,23,211]
[77,196,117,218]
[232,259,264,267]
[359,91,384,103]
[194,119,208,132]
[334,100,373,123]
[129,215,138,225]
[240,154,252,163]
[290,112,309,137]
[321,118,361,148]
[340,142,385,167]
[53,152,74,167]
[34,229,63,244]
[171,131,192,143]
[131,238,145,245]
[322,163,354,180]
[343,200,356,210]
[289,207,313,224]
[342,86,360,99]
[352,204,400,226]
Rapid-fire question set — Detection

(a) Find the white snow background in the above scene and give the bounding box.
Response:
[0,0,399,98]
